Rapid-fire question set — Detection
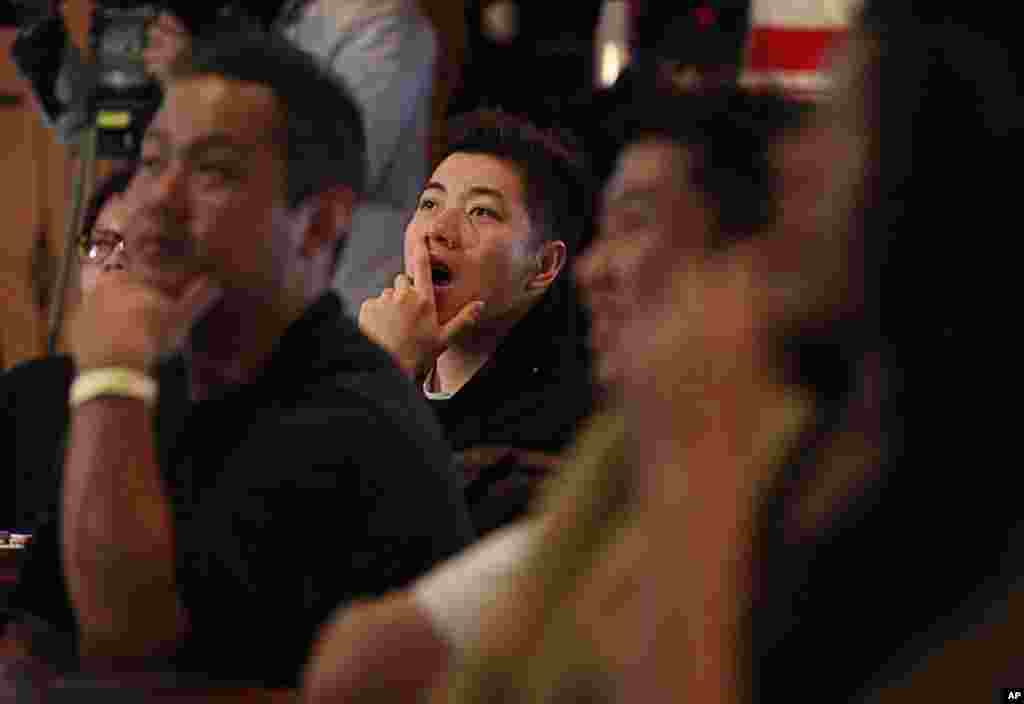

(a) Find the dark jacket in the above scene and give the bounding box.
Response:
[2,355,75,533]
[4,292,474,688]
[430,282,594,536]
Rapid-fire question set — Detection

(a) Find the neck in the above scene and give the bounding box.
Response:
[433,308,526,395]
[185,289,308,401]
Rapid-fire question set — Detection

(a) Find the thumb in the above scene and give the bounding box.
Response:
[440,301,485,344]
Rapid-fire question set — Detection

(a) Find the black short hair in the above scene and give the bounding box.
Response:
[182,32,367,209]
[632,1,749,70]
[441,110,595,259]
[80,164,137,250]
[604,88,810,248]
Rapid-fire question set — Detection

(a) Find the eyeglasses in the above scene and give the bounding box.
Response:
[78,228,125,264]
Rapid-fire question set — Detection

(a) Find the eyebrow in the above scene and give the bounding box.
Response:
[89,227,124,239]
[421,182,508,204]
[142,130,254,159]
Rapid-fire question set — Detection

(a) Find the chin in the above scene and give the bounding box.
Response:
[435,287,477,326]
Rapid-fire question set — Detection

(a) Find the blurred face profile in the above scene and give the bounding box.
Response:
[403,152,541,326]
[79,193,134,295]
[758,35,873,333]
[132,74,292,298]
[577,139,712,387]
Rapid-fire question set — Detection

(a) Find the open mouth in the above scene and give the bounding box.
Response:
[431,261,454,287]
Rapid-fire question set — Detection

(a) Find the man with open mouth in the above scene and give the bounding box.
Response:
[360,109,595,537]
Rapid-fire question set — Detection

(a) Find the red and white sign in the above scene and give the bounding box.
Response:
[743,0,858,99]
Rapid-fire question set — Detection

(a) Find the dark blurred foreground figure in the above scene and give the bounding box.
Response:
[1,32,472,690]
[620,1,1023,702]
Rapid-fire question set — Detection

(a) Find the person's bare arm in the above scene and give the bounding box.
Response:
[303,522,539,704]
[620,253,811,704]
[61,398,183,659]
[62,272,218,660]
[303,592,452,704]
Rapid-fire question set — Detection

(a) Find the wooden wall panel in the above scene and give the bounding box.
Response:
[1,2,90,369]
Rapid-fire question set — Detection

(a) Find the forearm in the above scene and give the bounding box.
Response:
[62,398,183,658]
[633,389,809,704]
[304,593,451,704]
[630,442,752,704]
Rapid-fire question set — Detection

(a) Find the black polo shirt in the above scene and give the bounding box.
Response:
[6,292,474,687]
[428,285,594,536]
[1,355,75,533]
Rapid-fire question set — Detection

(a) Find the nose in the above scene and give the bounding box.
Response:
[102,240,129,273]
[425,207,463,250]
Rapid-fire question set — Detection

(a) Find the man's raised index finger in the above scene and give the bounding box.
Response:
[410,238,435,307]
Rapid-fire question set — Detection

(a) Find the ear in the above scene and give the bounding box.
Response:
[299,184,357,259]
[526,240,567,291]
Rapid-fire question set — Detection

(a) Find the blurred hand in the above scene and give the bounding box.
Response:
[359,244,483,379]
[303,593,451,704]
[619,247,808,502]
[619,249,811,704]
[69,271,221,373]
[143,12,191,82]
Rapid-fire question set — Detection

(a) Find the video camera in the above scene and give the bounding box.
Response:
[5,0,271,355]
[4,0,247,159]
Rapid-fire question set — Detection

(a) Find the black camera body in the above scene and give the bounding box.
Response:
[7,0,248,159]
[90,0,264,158]
[88,1,164,159]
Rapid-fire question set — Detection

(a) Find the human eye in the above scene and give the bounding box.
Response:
[81,235,117,262]
[417,196,438,211]
[196,160,241,184]
[468,205,502,221]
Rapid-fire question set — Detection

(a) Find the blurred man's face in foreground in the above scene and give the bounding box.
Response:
[578,138,712,387]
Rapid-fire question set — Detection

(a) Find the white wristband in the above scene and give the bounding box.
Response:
[69,367,159,408]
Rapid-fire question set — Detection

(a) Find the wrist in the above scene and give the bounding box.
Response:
[73,349,155,376]
[396,345,436,381]
[408,356,433,381]
[69,367,159,408]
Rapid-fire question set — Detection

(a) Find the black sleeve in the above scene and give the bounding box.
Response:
[1,357,74,532]
[1,372,13,530]
[174,405,473,688]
